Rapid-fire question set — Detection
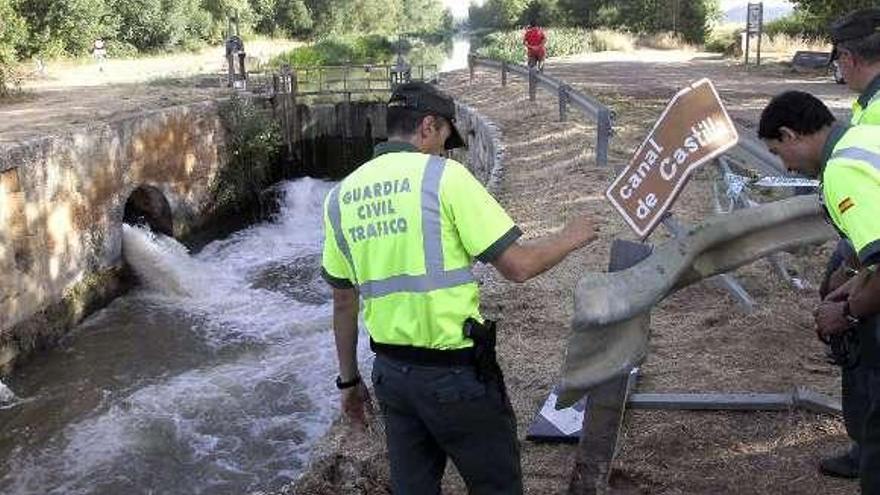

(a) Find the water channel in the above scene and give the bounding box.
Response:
[0,180,372,494]
[0,39,471,495]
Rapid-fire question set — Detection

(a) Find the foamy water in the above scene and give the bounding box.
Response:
[0,178,371,494]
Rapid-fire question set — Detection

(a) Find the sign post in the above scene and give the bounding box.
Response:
[606,78,739,239]
[745,2,764,66]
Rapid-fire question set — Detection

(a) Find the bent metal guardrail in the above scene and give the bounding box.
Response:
[557,194,835,407]
[468,55,614,169]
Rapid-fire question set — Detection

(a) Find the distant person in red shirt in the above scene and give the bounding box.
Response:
[523,20,546,72]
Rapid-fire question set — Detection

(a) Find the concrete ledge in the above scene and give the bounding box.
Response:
[0,100,229,371]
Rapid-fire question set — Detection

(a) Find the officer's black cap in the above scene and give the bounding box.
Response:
[388,81,466,150]
[830,8,880,49]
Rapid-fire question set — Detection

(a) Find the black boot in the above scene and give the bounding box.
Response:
[820,451,860,479]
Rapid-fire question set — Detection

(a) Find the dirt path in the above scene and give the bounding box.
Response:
[0,39,298,145]
[438,52,855,495]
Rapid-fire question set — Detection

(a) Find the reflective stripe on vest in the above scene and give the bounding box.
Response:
[328,185,357,285]
[328,155,475,299]
[832,147,880,171]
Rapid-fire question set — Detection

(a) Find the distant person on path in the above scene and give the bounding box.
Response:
[322,81,597,494]
[759,90,880,495]
[523,20,546,72]
[92,38,107,72]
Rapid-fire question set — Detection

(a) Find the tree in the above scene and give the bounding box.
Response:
[251,0,312,37]
[519,0,563,27]
[17,0,117,57]
[0,0,27,96]
[790,0,877,38]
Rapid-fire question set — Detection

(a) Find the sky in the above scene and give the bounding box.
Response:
[442,1,793,20]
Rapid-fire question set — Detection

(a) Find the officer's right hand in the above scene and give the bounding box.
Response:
[562,215,599,248]
[341,382,373,429]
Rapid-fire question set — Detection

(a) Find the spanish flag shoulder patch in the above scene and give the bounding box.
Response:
[839,197,855,214]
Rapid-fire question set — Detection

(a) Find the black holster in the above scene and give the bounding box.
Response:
[463,318,506,393]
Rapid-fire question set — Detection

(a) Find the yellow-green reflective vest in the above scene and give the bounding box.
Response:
[851,97,880,125]
[822,124,880,265]
[851,77,880,125]
[322,150,519,350]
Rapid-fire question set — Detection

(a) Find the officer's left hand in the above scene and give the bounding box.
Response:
[341,382,373,430]
[813,301,850,339]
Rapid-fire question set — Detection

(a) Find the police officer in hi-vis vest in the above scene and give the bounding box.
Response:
[759,91,880,494]
[830,8,880,126]
[321,82,597,494]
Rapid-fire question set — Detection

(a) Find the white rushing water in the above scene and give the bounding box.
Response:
[0,380,16,406]
[1,178,371,494]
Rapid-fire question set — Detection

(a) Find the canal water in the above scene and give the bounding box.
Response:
[0,179,371,494]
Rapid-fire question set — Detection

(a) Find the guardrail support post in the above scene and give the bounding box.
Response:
[501,61,508,87]
[528,66,537,102]
[559,84,569,122]
[596,108,611,168]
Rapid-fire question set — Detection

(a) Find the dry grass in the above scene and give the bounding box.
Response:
[637,31,697,51]
[707,23,831,59]
[590,29,637,53]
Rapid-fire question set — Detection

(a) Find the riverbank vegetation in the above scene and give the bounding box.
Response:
[0,0,452,96]
[470,0,859,62]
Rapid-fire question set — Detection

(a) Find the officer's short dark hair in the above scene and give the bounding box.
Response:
[387,107,433,137]
[758,91,836,140]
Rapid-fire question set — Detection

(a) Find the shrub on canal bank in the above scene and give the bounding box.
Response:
[215,95,281,215]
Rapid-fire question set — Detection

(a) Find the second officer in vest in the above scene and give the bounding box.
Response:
[759,90,880,494]
[322,82,597,494]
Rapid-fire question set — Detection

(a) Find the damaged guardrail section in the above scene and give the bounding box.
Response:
[558,195,835,406]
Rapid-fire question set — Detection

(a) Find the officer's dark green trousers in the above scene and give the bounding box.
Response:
[371,354,523,495]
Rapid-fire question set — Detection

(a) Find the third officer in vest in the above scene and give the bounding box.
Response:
[830,7,880,125]
[322,82,597,494]
[759,90,880,494]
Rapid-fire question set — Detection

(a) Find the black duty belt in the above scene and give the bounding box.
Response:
[370,339,475,366]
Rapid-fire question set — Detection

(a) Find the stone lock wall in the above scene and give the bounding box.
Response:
[0,100,227,370]
[453,102,504,191]
[0,96,501,372]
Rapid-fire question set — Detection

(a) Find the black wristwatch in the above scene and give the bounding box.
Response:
[843,301,862,327]
[335,374,362,390]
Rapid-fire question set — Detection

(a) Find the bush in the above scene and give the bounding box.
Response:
[705,29,737,53]
[215,95,281,211]
[272,35,394,67]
